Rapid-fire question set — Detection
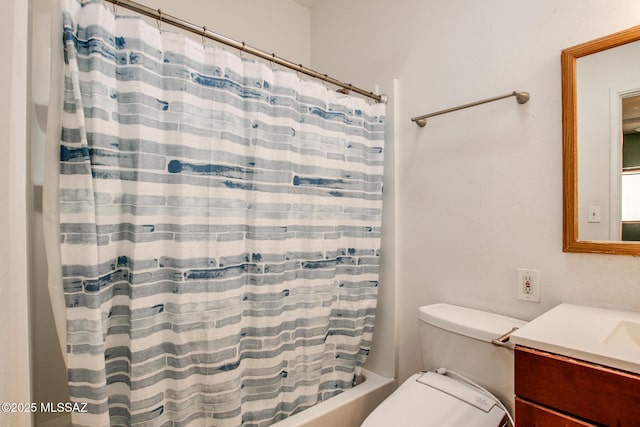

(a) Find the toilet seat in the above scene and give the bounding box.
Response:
[361,372,507,427]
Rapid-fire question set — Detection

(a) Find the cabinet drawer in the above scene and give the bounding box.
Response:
[515,346,640,426]
[515,397,596,427]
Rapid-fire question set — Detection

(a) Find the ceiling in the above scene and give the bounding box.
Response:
[293,0,322,8]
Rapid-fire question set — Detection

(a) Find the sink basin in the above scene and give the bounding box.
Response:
[510,303,640,375]
[604,320,640,349]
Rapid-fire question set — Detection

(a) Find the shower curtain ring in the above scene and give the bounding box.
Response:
[112,0,119,14]
[157,9,163,33]
[202,26,207,47]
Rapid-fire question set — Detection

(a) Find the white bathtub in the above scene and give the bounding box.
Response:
[272,370,396,427]
[37,370,395,427]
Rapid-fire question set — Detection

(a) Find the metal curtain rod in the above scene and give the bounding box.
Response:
[104,0,387,103]
[411,90,530,127]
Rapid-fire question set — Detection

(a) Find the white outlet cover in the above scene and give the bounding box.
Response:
[517,268,540,302]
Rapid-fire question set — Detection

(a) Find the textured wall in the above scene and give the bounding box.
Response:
[310,0,640,382]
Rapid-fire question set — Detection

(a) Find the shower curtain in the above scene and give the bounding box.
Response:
[52,0,385,425]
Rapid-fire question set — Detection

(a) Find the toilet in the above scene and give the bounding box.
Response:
[362,303,526,427]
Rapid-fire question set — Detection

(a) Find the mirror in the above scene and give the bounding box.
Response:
[563,25,640,255]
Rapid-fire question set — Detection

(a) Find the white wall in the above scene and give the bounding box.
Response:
[1,0,32,426]
[30,2,73,426]
[134,0,311,66]
[310,0,640,382]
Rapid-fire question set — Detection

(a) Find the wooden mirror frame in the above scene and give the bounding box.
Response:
[563,26,640,255]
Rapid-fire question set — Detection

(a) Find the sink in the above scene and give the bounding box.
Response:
[604,320,640,349]
[510,303,640,375]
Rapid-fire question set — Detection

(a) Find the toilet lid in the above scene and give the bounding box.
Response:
[361,372,507,427]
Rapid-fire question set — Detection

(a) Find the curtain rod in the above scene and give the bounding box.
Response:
[104,0,387,104]
[411,90,530,127]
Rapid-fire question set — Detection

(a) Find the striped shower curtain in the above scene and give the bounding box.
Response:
[56,0,385,426]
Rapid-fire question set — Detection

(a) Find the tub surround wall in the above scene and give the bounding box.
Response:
[310,0,640,383]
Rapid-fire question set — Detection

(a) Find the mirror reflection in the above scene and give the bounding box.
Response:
[576,39,640,242]
[562,26,640,255]
[621,95,640,240]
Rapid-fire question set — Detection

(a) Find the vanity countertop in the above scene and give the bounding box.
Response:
[510,303,640,375]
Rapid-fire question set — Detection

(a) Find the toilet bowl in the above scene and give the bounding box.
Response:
[362,304,525,427]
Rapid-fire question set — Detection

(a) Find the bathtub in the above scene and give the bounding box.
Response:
[37,370,395,427]
[272,369,396,427]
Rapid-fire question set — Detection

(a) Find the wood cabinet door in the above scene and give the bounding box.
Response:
[515,346,640,426]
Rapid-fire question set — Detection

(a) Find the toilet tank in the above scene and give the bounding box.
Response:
[418,303,526,414]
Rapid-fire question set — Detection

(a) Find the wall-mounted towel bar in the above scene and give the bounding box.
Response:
[411,90,530,127]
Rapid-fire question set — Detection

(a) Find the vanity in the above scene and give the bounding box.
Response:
[510,304,640,426]
[532,24,640,425]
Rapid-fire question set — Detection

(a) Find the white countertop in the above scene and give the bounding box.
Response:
[510,303,640,375]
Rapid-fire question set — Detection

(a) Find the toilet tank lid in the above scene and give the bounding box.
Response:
[419,303,527,343]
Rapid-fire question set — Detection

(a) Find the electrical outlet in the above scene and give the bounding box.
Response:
[517,268,540,302]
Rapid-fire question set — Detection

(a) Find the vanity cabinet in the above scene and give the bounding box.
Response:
[514,346,640,426]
